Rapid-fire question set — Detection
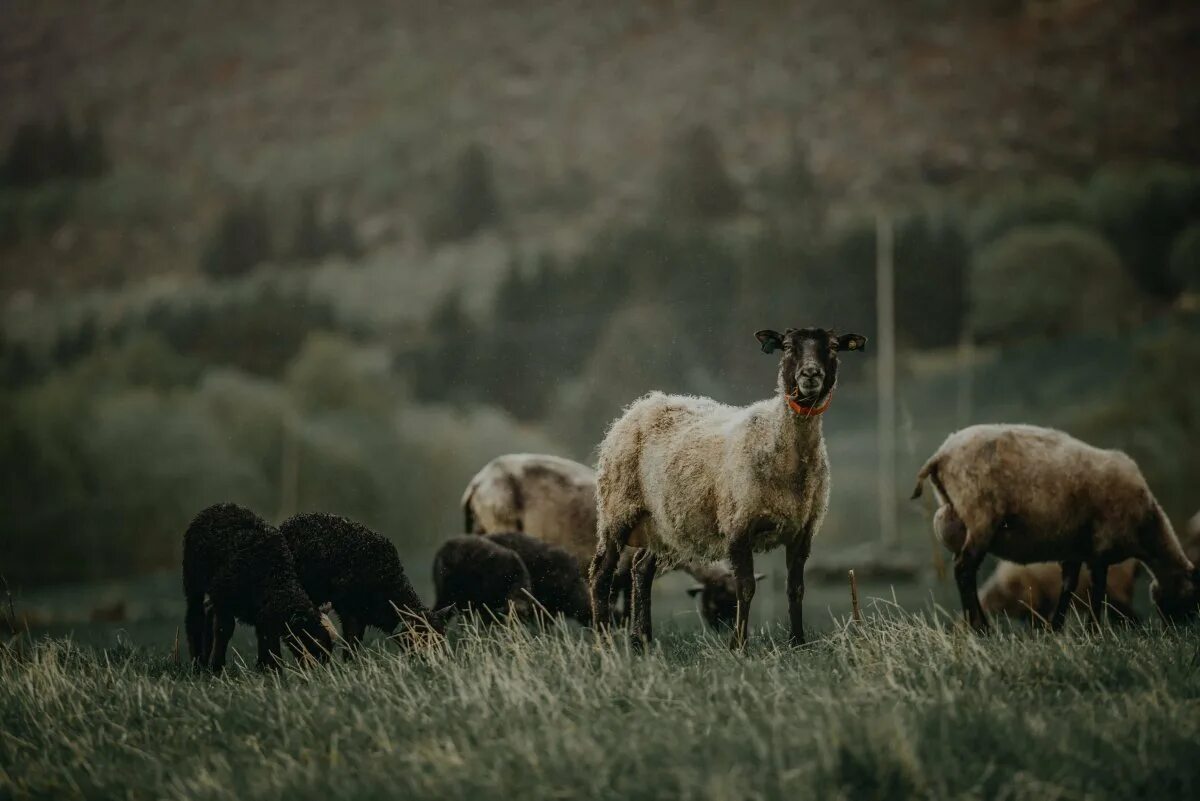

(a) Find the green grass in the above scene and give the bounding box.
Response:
[3,607,1199,801]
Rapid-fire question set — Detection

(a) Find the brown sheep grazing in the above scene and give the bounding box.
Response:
[914,424,1199,632]
[183,503,332,672]
[461,453,742,629]
[979,559,1139,624]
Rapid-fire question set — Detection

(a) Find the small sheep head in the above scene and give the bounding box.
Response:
[283,610,333,665]
[1150,566,1200,623]
[755,328,867,411]
[687,572,765,629]
[392,604,457,649]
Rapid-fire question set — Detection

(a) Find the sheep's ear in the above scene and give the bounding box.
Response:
[755,573,767,582]
[755,329,783,354]
[686,585,704,597]
[836,333,867,353]
[429,604,458,627]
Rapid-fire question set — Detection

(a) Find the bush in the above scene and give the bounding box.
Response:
[425,143,502,243]
[966,179,1092,247]
[970,224,1140,343]
[1086,163,1200,298]
[659,125,741,221]
[139,285,338,376]
[289,192,362,263]
[0,112,109,189]
[1168,222,1200,293]
[895,211,970,348]
[200,194,273,278]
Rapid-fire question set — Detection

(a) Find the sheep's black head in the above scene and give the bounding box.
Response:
[283,610,333,665]
[687,572,765,629]
[755,327,867,412]
[1151,567,1200,624]
[394,605,458,649]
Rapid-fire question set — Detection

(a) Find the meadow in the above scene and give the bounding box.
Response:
[3,580,1199,801]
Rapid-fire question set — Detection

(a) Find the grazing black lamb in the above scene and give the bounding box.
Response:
[432,535,534,621]
[485,532,591,624]
[183,503,332,672]
[280,512,454,655]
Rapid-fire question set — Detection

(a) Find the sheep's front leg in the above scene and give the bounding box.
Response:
[256,629,282,670]
[341,614,365,660]
[209,612,236,674]
[954,536,990,633]
[1049,561,1082,632]
[728,532,756,651]
[785,538,811,646]
[629,548,657,650]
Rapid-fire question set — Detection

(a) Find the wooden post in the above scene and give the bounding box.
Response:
[876,212,898,549]
[277,410,299,521]
[849,569,862,625]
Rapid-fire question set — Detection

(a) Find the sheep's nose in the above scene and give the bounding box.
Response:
[799,365,823,380]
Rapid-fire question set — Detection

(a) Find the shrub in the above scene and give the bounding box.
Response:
[970,224,1140,343]
[895,210,970,348]
[200,194,273,278]
[138,284,338,377]
[658,125,741,221]
[0,112,109,188]
[425,143,502,243]
[1168,221,1200,294]
[289,192,362,263]
[1086,163,1200,298]
[966,179,1092,247]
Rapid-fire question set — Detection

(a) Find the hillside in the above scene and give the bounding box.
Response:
[2,0,1198,297]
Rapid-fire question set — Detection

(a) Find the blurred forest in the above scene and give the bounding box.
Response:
[2,0,1199,586]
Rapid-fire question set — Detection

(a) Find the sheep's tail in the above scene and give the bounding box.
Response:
[911,456,948,503]
[461,481,478,534]
[910,457,934,500]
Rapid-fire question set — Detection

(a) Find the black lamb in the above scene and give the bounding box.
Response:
[280,512,453,655]
[183,503,332,672]
[485,532,591,624]
[432,535,535,621]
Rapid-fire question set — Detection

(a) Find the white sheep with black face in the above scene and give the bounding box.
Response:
[589,326,867,649]
[913,424,1200,631]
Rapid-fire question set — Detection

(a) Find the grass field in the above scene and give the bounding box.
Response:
[4,590,1200,801]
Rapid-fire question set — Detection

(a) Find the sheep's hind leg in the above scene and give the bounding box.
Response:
[629,548,657,650]
[1049,561,1082,632]
[785,537,812,647]
[954,535,990,633]
[209,611,236,674]
[185,593,207,667]
[728,532,756,651]
[589,522,635,630]
[1088,560,1110,630]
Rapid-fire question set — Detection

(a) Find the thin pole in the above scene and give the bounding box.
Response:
[876,212,897,549]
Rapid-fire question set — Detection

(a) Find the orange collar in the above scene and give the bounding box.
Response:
[787,387,833,417]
